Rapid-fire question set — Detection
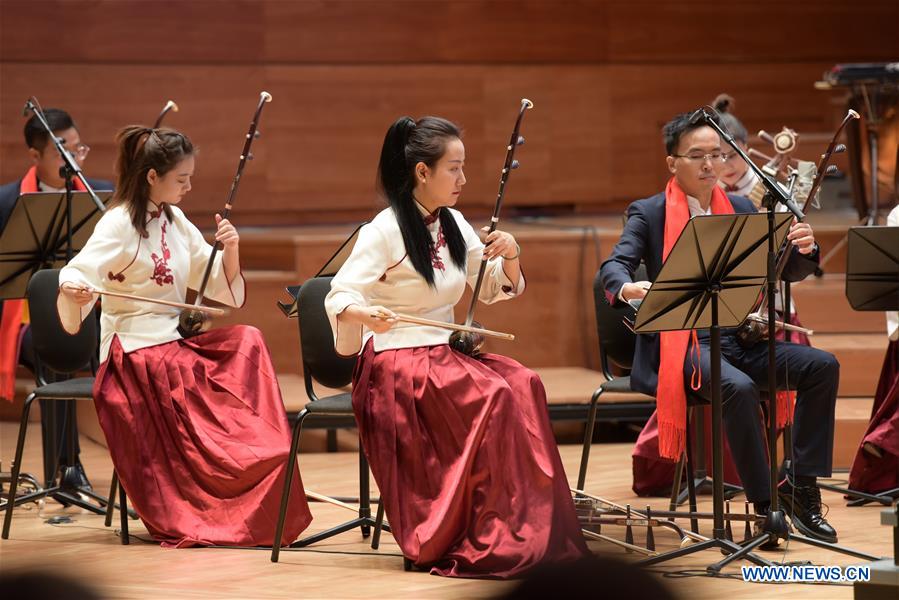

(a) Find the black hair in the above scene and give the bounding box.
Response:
[113,125,194,236]
[713,93,748,144]
[377,116,467,286]
[662,109,721,155]
[24,108,77,150]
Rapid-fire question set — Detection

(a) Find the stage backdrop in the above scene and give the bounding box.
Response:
[2,0,897,225]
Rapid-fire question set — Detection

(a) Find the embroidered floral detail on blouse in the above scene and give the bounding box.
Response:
[429,226,446,271]
[149,221,174,286]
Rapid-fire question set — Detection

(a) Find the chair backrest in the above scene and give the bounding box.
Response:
[593,263,647,378]
[26,269,98,376]
[296,276,357,394]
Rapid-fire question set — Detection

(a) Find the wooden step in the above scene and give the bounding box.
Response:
[790,274,885,334]
[813,333,890,397]
[833,397,874,469]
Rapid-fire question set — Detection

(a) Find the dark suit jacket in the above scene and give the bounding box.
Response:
[0,176,114,234]
[599,191,820,397]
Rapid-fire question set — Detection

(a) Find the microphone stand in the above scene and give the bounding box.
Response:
[20,98,110,515]
[698,108,878,567]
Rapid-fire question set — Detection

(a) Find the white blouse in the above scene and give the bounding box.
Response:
[57,203,245,362]
[325,206,525,356]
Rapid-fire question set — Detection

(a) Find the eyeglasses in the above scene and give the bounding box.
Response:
[672,152,725,164]
[69,143,90,159]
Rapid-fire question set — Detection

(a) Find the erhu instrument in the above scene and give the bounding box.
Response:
[178,91,272,337]
[735,109,859,347]
[448,98,533,356]
[153,100,179,128]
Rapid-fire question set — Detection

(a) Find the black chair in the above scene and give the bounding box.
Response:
[271,276,386,562]
[2,269,129,544]
[576,266,658,492]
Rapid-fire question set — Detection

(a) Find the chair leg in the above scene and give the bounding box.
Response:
[105,471,118,527]
[118,475,129,545]
[271,409,307,563]
[668,453,686,513]
[358,452,371,538]
[3,394,37,539]
[576,388,602,492]
[371,500,386,550]
[684,421,700,534]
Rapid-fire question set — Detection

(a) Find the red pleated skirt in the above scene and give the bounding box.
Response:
[93,325,312,547]
[849,340,898,493]
[353,341,589,579]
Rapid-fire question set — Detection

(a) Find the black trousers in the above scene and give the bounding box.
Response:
[684,331,839,502]
[19,327,81,485]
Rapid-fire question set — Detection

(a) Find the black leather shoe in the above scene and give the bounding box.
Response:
[60,462,93,492]
[777,477,837,543]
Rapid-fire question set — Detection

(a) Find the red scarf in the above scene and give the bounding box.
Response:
[0,167,85,401]
[656,178,734,460]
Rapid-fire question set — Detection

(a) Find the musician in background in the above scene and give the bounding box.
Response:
[0,108,112,491]
[600,111,839,543]
[848,202,899,494]
[715,94,760,198]
[326,116,587,577]
[55,125,311,547]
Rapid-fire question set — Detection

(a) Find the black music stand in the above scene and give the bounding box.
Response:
[0,191,111,297]
[0,190,111,513]
[277,223,364,318]
[818,226,899,506]
[635,211,789,571]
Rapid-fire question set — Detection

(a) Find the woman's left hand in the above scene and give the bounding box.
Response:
[481,227,519,261]
[215,214,240,249]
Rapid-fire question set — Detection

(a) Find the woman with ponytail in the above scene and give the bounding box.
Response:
[714,94,760,197]
[325,116,588,578]
[55,126,312,547]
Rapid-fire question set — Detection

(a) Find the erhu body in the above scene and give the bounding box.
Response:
[448,98,533,356]
[178,91,272,337]
[735,110,860,347]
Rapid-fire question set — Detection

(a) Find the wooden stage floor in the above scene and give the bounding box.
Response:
[0,421,892,599]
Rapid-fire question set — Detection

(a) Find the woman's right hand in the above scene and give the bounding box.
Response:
[342,305,398,333]
[59,282,95,307]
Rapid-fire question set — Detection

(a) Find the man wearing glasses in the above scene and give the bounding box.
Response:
[600,111,840,544]
[0,108,112,492]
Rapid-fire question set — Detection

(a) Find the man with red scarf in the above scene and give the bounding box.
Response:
[0,108,112,490]
[600,111,839,543]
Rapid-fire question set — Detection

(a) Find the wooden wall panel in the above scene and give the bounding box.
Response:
[1,1,895,224]
[3,1,894,65]
[606,1,899,63]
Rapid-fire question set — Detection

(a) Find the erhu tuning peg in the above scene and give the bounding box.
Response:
[516,135,525,146]
[834,143,846,153]
[510,159,520,170]
[758,130,776,145]
[254,130,262,139]
[825,165,838,175]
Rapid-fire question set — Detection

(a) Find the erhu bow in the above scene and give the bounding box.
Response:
[448,98,533,356]
[735,109,859,347]
[178,91,273,337]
